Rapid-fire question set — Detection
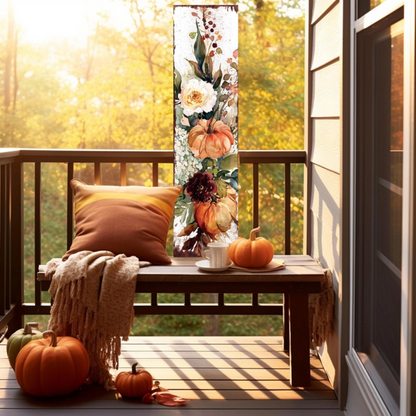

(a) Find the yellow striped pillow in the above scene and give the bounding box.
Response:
[63,179,182,264]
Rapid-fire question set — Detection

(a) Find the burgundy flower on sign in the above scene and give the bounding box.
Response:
[185,171,217,202]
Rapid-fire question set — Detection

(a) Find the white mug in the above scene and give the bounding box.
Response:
[203,242,231,268]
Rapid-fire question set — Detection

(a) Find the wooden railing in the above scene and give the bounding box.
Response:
[0,148,306,334]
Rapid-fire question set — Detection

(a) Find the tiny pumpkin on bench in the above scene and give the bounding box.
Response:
[115,362,153,399]
[7,322,42,371]
[15,330,90,397]
[229,227,274,268]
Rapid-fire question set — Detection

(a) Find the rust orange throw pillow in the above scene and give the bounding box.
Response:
[63,179,182,264]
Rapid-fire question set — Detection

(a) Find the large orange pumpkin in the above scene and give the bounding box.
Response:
[188,118,234,159]
[229,227,274,268]
[115,363,153,398]
[15,330,90,397]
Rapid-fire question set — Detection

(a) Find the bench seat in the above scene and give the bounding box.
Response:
[38,254,325,387]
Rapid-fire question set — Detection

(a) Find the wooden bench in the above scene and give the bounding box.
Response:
[38,254,324,387]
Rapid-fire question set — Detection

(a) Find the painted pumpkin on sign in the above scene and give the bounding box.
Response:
[188,118,234,160]
[15,330,90,397]
[193,186,237,238]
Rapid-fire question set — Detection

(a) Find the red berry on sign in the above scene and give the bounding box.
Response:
[210,28,214,32]
[210,51,215,57]
[213,43,217,48]
[205,34,209,38]
[208,21,213,25]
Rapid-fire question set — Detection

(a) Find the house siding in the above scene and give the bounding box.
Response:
[307,0,342,399]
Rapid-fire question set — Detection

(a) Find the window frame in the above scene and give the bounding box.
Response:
[349,1,416,415]
[354,8,404,415]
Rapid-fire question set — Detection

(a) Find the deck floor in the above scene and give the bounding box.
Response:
[0,336,344,415]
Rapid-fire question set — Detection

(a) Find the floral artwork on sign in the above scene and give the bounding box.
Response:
[173,5,238,257]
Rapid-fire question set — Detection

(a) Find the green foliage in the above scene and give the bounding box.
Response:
[1,0,304,336]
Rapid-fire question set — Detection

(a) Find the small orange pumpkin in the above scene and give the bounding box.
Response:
[15,330,90,397]
[115,363,153,398]
[229,227,274,268]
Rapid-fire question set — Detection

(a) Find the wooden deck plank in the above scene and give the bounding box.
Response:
[114,336,284,344]
[0,388,337,402]
[0,352,322,364]
[0,367,329,382]
[0,336,341,414]
[1,357,324,370]
[0,398,341,409]
[0,411,344,416]
[0,379,331,391]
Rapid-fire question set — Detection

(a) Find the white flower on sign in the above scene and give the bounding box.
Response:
[179,78,217,116]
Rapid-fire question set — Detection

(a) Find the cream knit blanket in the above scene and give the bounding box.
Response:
[46,250,149,390]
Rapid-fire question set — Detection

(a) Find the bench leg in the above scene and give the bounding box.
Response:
[288,292,311,387]
[283,293,289,351]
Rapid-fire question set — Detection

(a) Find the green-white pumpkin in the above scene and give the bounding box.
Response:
[7,322,42,370]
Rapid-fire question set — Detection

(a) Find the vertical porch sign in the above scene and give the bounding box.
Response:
[173,5,239,257]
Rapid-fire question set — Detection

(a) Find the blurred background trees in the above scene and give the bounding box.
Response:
[0,0,304,336]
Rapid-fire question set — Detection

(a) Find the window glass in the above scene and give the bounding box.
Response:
[357,0,388,18]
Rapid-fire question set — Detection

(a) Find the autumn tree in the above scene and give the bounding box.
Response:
[0,0,304,335]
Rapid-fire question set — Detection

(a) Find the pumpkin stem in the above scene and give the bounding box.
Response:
[250,227,261,241]
[23,322,39,335]
[206,117,216,134]
[131,362,139,375]
[42,330,57,347]
[211,99,228,131]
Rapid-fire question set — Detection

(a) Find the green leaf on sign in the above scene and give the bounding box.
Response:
[219,94,228,102]
[216,48,223,54]
[220,153,238,170]
[215,179,228,197]
[174,68,182,99]
[186,60,206,80]
[229,178,238,191]
[175,200,195,226]
[223,74,231,81]
[204,53,213,79]
[189,32,197,39]
[194,22,206,70]
[212,67,222,90]
[230,62,238,71]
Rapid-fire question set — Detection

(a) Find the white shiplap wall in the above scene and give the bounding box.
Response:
[308,0,341,395]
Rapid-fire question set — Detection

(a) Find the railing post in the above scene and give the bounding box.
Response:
[152,163,159,187]
[120,163,127,186]
[0,165,9,321]
[9,159,24,333]
[34,162,41,310]
[94,163,101,185]
[67,163,74,250]
[253,163,259,229]
[285,162,291,255]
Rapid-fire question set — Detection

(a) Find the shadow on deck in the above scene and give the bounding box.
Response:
[0,336,344,415]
